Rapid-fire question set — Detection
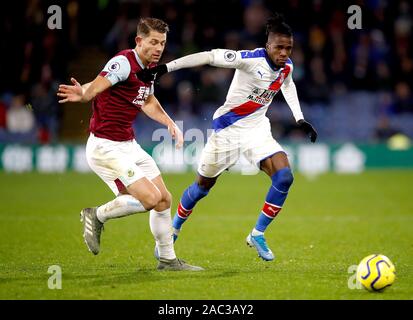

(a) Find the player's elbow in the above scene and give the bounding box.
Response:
[204,50,215,65]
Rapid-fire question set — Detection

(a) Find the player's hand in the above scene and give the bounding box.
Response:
[57,78,84,103]
[136,65,168,83]
[297,119,318,143]
[168,122,184,149]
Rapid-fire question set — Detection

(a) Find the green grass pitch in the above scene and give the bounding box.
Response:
[0,170,412,299]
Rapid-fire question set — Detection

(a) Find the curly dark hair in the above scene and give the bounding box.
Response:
[266,13,292,37]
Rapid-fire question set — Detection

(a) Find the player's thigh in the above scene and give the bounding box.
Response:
[132,141,161,181]
[86,134,128,195]
[126,177,162,209]
[86,134,150,195]
[260,152,290,176]
[197,132,241,178]
[244,133,290,176]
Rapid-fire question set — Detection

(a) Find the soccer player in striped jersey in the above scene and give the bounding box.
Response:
[138,14,317,261]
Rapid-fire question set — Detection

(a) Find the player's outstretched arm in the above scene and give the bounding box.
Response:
[136,50,232,82]
[136,51,212,82]
[57,76,112,104]
[141,94,183,149]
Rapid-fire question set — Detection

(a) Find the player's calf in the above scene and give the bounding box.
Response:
[82,191,152,255]
[172,181,210,239]
[248,167,294,260]
[96,194,147,223]
[254,167,293,232]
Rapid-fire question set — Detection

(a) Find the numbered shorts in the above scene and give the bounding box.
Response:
[197,127,285,178]
[86,133,161,195]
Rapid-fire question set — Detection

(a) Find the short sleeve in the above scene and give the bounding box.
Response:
[100,55,131,85]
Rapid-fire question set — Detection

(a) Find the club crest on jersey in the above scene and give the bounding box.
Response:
[224,50,236,62]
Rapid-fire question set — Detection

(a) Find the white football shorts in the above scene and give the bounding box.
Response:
[86,133,161,195]
[198,122,285,178]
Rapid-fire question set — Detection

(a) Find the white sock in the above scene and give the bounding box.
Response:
[173,227,181,236]
[149,207,176,260]
[251,228,264,236]
[96,194,146,223]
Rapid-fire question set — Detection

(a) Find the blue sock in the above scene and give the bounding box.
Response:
[172,182,210,231]
[255,167,294,233]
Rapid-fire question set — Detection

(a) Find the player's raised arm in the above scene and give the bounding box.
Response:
[57,76,112,104]
[141,94,184,149]
[58,54,132,104]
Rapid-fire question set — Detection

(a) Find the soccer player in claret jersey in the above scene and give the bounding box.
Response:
[137,14,317,262]
[57,18,203,271]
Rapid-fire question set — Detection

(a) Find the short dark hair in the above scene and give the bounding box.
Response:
[266,13,292,37]
[137,17,169,37]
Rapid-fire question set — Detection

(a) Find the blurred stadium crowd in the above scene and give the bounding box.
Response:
[0,0,412,145]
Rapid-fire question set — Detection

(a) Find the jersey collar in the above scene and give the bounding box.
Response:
[264,50,282,71]
[132,49,145,69]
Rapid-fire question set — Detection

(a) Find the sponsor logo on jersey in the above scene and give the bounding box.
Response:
[247,87,277,104]
[132,86,151,106]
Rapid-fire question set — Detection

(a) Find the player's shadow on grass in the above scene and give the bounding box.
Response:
[71,269,240,287]
[0,269,239,287]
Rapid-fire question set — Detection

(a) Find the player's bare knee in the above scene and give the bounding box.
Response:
[198,175,217,190]
[129,188,161,210]
[154,191,172,211]
[162,190,172,208]
[145,190,162,210]
[141,197,157,211]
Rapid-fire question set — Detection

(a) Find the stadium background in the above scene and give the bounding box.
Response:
[0,0,412,173]
[0,0,412,300]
